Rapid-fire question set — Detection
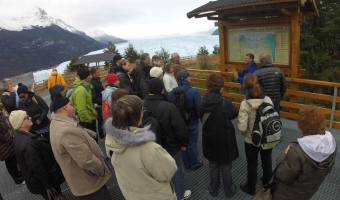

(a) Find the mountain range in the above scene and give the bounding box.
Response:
[0,7,126,79]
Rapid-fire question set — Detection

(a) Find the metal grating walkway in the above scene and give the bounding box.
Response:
[1,118,339,200]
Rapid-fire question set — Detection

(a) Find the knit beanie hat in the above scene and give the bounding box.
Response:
[148,78,164,94]
[77,68,91,80]
[17,83,28,95]
[49,84,65,95]
[52,93,70,112]
[112,54,122,63]
[150,67,163,78]
[106,73,119,85]
[9,110,27,130]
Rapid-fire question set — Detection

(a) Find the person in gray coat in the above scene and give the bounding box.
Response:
[274,105,336,200]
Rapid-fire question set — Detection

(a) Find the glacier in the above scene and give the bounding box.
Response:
[33,35,219,82]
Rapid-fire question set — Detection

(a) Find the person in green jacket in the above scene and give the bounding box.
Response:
[70,68,98,140]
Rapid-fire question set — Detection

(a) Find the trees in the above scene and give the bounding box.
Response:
[123,43,140,63]
[300,0,340,78]
[154,47,170,60]
[103,41,119,54]
[65,56,84,73]
[212,45,220,54]
[197,46,209,55]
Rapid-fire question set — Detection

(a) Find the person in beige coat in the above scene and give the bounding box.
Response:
[105,95,177,200]
[237,74,274,196]
[49,94,112,200]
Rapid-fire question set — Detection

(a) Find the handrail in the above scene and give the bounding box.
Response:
[189,70,340,130]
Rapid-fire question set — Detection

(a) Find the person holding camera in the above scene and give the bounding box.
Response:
[17,83,50,140]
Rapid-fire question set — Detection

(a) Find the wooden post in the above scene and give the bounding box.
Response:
[289,8,301,114]
[218,21,230,96]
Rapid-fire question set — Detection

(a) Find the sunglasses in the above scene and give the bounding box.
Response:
[19,95,26,99]
[24,116,30,120]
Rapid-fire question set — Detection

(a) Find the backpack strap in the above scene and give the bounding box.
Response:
[183,86,191,92]
[155,101,167,119]
[202,112,211,126]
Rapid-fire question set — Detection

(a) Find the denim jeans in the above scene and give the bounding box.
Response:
[183,123,199,169]
[172,151,186,199]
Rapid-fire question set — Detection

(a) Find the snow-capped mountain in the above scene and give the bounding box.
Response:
[91,29,128,44]
[0,7,79,33]
[0,7,108,79]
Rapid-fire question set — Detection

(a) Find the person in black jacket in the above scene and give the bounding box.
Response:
[9,110,65,200]
[114,59,137,95]
[90,66,105,139]
[143,78,191,200]
[198,74,239,199]
[1,78,19,114]
[109,54,122,73]
[131,53,152,97]
[17,84,50,140]
[254,53,286,114]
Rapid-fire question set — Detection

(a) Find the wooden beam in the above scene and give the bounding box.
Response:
[207,16,224,21]
[221,17,291,27]
[280,8,292,16]
[215,2,300,16]
[194,12,218,18]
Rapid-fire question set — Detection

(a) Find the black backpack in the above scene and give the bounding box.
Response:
[171,86,192,123]
[141,101,166,145]
[252,96,282,150]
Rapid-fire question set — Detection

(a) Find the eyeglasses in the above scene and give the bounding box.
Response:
[19,95,25,99]
[24,116,30,120]
[142,107,146,112]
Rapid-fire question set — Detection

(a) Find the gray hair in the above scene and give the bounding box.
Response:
[171,53,179,59]
[259,53,272,65]
[2,78,11,88]
[140,53,150,63]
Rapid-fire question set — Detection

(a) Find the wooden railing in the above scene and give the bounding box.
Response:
[27,55,340,129]
[187,69,340,130]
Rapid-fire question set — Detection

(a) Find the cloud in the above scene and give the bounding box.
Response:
[0,0,216,39]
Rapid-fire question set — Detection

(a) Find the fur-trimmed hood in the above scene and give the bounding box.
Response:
[104,118,156,154]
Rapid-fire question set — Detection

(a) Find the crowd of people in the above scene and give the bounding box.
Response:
[0,52,337,200]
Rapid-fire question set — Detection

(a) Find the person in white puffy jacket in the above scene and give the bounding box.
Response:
[163,63,178,93]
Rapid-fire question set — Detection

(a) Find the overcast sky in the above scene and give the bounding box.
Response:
[0,0,216,39]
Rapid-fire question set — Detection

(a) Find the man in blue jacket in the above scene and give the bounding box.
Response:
[232,53,258,94]
[169,70,203,171]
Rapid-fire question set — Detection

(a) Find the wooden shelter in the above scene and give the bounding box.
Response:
[187,0,318,77]
[187,0,319,113]
[73,52,115,67]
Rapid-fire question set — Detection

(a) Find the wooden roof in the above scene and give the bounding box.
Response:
[73,52,115,66]
[187,0,319,20]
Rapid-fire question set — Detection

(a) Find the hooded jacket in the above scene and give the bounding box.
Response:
[104,119,177,200]
[47,71,66,90]
[237,94,273,144]
[18,92,50,131]
[114,66,137,96]
[254,64,286,104]
[168,79,201,126]
[274,131,336,200]
[198,92,239,163]
[0,109,14,161]
[101,85,119,107]
[70,78,97,123]
[50,114,111,196]
[143,94,189,155]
